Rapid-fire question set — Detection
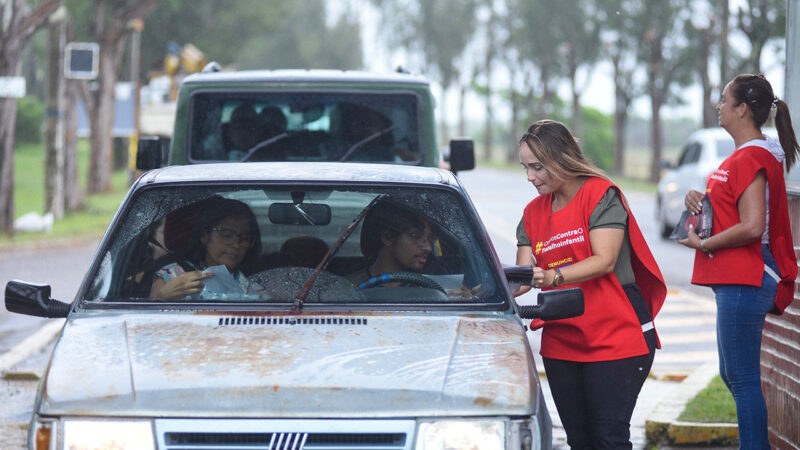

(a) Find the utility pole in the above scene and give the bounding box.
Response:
[129,18,143,182]
[44,7,67,219]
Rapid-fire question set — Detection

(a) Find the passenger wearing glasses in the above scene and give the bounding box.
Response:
[347,199,436,286]
[150,198,264,300]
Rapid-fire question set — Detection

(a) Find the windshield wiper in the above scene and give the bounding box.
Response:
[293,195,385,310]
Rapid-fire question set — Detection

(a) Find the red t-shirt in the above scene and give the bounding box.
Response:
[691,144,797,314]
[523,177,666,362]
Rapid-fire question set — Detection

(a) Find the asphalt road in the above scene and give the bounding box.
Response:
[0,238,100,354]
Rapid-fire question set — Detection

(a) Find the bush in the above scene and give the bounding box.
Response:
[15,96,45,144]
[580,107,614,171]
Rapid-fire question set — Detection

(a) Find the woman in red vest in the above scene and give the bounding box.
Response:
[678,74,799,448]
[517,119,666,448]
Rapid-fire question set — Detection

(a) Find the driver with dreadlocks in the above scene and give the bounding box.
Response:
[346,199,436,288]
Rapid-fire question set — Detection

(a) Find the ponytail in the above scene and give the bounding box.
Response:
[774,100,800,172]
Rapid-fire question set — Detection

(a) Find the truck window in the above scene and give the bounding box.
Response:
[188,92,422,164]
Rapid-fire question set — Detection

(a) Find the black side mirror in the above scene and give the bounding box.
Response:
[448,138,475,173]
[136,136,169,170]
[517,287,584,321]
[5,281,71,318]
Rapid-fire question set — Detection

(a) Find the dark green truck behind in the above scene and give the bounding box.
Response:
[137,68,474,172]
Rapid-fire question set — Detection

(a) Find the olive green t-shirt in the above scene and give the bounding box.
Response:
[516,188,635,285]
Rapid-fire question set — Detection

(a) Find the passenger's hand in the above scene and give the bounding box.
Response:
[512,285,532,297]
[153,271,213,300]
[684,190,704,214]
[447,284,486,300]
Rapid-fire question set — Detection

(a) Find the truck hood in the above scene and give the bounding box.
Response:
[40,312,538,418]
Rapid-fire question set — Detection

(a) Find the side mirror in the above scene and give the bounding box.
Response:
[5,281,71,318]
[517,287,584,321]
[448,138,475,173]
[136,136,169,170]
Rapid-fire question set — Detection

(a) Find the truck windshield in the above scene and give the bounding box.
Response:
[84,184,504,307]
[188,92,422,164]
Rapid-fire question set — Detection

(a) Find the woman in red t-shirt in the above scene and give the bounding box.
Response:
[517,120,666,448]
[678,74,799,448]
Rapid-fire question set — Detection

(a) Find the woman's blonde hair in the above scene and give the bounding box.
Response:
[519,119,609,182]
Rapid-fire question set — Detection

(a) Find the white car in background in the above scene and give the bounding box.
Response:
[656,127,777,239]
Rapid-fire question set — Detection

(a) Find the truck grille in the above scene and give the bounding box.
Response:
[217,316,368,326]
[156,419,414,450]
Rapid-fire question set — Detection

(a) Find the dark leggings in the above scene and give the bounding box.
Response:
[543,284,656,449]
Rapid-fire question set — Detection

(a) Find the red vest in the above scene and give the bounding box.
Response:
[692,145,797,314]
[523,177,666,362]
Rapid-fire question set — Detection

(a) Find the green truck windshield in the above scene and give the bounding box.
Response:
[189,92,422,164]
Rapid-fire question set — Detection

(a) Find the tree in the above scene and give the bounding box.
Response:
[597,0,643,176]
[734,0,786,73]
[67,0,160,194]
[635,0,694,182]
[138,1,362,78]
[559,0,601,139]
[371,0,478,144]
[0,0,63,233]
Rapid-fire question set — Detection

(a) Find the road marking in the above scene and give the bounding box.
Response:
[656,316,717,327]
[0,320,64,373]
[659,331,717,344]
[655,350,719,363]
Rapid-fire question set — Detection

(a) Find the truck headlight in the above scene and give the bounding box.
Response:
[415,420,504,450]
[63,420,155,450]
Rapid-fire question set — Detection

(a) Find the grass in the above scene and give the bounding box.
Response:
[678,375,737,423]
[1,139,130,245]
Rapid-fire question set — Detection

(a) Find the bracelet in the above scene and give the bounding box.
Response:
[700,238,713,257]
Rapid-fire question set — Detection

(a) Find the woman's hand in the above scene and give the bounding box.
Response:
[677,224,703,251]
[684,189,705,214]
[532,266,554,288]
[151,271,213,300]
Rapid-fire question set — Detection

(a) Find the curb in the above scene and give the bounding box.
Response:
[0,320,64,374]
[645,361,739,447]
[0,235,100,254]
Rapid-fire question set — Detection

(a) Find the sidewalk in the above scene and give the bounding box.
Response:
[645,362,738,448]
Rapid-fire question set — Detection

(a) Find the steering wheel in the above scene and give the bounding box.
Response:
[354,272,445,293]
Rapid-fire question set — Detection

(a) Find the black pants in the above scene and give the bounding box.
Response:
[543,284,656,450]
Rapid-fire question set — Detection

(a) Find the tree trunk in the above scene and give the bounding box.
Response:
[45,19,66,219]
[457,82,466,137]
[482,0,495,161]
[87,43,120,193]
[719,0,730,85]
[0,96,19,233]
[0,0,63,233]
[699,27,716,128]
[614,107,628,177]
[508,72,521,163]
[438,83,449,146]
[611,51,631,177]
[650,96,663,183]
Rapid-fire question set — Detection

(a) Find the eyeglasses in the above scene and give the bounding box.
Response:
[403,229,438,247]
[209,226,255,247]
